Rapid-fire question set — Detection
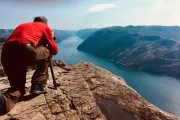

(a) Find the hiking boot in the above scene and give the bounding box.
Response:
[30,84,47,95]
[4,88,26,97]
[0,91,6,116]
[1,90,21,114]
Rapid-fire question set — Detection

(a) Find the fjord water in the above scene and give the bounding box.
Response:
[54,36,180,117]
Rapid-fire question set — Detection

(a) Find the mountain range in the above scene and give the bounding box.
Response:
[2,26,180,78]
[0,28,98,43]
[78,26,180,79]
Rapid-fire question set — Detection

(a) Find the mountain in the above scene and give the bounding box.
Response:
[0,28,97,43]
[0,35,6,43]
[0,60,179,120]
[76,28,98,39]
[0,29,13,38]
[55,28,98,43]
[118,25,180,41]
[0,29,76,43]
[78,26,180,79]
[54,30,77,43]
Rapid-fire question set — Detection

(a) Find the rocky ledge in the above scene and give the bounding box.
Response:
[0,60,179,120]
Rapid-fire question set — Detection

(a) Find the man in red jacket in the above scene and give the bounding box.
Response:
[0,16,58,114]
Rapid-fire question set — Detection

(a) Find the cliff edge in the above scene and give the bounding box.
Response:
[0,60,179,120]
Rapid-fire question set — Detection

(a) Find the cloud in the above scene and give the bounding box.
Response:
[88,4,116,12]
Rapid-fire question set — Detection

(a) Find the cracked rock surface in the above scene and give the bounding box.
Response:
[0,60,179,120]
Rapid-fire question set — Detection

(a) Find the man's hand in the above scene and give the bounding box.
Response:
[49,54,53,60]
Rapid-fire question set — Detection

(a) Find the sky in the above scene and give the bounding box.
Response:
[0,0,180,30]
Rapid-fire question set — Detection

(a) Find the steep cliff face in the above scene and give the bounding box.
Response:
[77,26,180,79]
[0,60,179,120]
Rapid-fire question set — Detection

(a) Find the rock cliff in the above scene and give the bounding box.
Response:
[0,60,179,120]
[77,26,180,79]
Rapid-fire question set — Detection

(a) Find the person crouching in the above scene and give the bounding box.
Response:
[0,16,58,115]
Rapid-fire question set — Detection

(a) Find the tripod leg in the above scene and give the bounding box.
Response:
[49,60,57,90]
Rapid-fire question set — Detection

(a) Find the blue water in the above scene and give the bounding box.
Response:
[54,36,180,117]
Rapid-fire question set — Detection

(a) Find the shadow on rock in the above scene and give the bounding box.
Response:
[95,96,136,120]
[19,94,39,102]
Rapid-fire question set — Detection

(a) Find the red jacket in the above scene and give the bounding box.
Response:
[4,22,58,55]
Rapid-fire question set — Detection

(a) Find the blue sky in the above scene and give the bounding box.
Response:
[0,0,179,30]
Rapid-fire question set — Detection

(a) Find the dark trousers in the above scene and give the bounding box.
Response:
[1,41,50,94]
